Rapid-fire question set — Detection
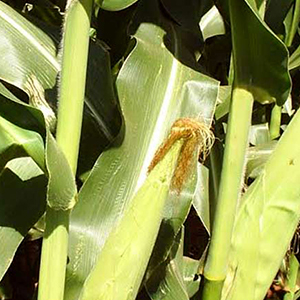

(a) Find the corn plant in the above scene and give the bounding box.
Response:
[0,0,300,300]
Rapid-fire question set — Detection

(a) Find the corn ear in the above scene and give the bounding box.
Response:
[79,141,183,300]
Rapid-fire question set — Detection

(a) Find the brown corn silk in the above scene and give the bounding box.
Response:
[148,118,214,193]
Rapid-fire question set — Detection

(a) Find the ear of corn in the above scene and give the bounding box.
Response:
[79,140,183,300]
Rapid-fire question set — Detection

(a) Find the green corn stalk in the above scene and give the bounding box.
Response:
[37,0,93,299]
[201,0,290,295]
[202,88,253,299]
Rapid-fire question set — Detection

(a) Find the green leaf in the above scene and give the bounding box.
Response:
[65,0,219,298]
[284,253,299,300]
[0,115,45,171]
[284,0,300,47]
[248,123,271,146]
[0,83,45,133]
[183,256,202,297]
[246,141,276,178]
[0,83,46,171]
[146,230,190,300]
[0,158,47,281]
[147,229,201,300]
[0,1,58,90]
[282,94,293,116]
[230,0,291,105]
[289,44,300,71]
[96,0,139,11]
[200,6,226,41]
[207,140,223,228]
[215,85,232,120]
[193,164,210,233]
[45,131,77,210]
[246,123,277,178]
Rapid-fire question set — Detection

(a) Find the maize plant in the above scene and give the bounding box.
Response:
[0,0,300,300]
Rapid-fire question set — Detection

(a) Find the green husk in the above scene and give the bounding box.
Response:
[79,141,183,300]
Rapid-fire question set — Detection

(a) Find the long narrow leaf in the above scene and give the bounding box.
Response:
[0,158,47,281]
[0,1,58,89]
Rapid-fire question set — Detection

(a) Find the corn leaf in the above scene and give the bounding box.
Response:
[45,131,77,210]
[0,1,58,90]
[0,83,45,171]
[0,115,44,171]
[246,141,276,179]
[200,6,226,41]
[146,229,201,300]
[289,45,300,71]
[215,85,231,120]
[193,164,210,233]
[229,0,291,105]
[97,0,139,11]
[248,123,271,146]
[0,158,47,281]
